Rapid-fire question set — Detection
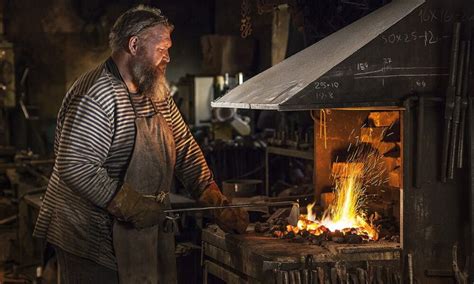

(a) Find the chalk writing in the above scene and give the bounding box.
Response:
[418,9,474,24]
[357,62,369,71]
[381,30,441,46]
[314,91,334,100]
[314,81,340,89]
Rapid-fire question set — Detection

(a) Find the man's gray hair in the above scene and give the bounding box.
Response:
[109,5,174,52]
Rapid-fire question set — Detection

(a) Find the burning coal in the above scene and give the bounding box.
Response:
[284,135,388,241]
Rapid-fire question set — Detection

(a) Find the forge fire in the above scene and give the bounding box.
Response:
[286,141,387,241]
[265,114,401,245]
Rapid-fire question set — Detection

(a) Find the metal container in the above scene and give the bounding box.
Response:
[222,179,262,197]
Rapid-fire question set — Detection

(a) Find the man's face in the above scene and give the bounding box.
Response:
[131,24,172,99]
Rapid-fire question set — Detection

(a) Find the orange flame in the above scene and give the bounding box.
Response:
[285,143,387,241]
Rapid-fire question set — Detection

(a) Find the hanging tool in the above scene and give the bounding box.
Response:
[452,244,469,284]
[441,22,461,182]
[448,40,466,179]
[415,95,424,188]
[408,253,414,284]
[457,40,471,169]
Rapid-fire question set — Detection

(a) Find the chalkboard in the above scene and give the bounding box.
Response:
[284,0,472,109]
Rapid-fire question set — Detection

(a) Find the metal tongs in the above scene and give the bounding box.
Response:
[161,200,301,233]
[163,200,297,214]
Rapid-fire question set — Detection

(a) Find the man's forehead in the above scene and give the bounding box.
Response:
[142,24,172,41]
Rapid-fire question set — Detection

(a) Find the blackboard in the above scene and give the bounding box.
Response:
[285,0,473,108]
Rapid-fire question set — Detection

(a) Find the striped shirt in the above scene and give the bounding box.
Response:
[33,58,213,270]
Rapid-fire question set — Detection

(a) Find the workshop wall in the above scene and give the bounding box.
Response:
[3,0,215,153]
[5,0,215,119]
[214,0,273,74]
[6,0,111,119]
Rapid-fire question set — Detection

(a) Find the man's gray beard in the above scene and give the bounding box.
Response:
[152,74,170,101]
[131,62,169,101]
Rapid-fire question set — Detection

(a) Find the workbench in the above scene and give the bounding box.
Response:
[202,225,401,283]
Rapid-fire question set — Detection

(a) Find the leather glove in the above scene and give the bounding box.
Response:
[198,183,249,234]
[107,183,165,230]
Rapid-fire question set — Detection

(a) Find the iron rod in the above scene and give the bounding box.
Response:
[442,22,462,182]
[449,41,467,179]
[164,200,295,214]
[458,40,471,168]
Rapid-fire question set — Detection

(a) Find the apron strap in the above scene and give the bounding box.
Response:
[128,93,160,118]
[143,191,169,203]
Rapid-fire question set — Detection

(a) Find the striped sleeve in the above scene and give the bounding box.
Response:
[169,98,214,198]
[55,93,118,208]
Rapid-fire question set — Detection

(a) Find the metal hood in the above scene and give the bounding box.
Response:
[211,0,425,111]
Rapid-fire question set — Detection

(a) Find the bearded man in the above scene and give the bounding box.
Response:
[33,6,248,283]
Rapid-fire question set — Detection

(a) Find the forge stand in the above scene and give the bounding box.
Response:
[202,225,401,284]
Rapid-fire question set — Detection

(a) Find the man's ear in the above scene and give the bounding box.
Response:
[128,36,139,55]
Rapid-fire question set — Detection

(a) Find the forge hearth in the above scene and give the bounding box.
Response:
[202,110,404,283]
[202,225,401,284]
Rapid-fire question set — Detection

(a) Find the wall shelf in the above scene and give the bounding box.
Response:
[265,146,314,195]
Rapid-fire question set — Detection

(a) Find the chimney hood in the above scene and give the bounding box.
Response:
[211,0,425,111]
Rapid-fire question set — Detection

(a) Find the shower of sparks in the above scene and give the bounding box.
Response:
[288,128,389,241]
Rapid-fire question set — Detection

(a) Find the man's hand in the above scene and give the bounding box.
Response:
[107,183,165,230]
[199,183,249,234]
[215,207,249,234]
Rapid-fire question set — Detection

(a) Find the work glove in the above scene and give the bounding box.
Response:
[107,183,165,230]
[198,183,249,234]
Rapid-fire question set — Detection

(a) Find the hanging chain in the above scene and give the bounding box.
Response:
[240,0,252,38]
[256,0,276,15]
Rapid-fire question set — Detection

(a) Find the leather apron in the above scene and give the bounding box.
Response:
[112,97,177,284]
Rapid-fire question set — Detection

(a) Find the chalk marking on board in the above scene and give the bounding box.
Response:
[386,66,446,70]
[354,69,385,76]
[354,73,448,79]
[354,66,446,76]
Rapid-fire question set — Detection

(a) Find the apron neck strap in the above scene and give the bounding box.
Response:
[149,98,159,114]
[128,92,139,116]
[128,93,160,117]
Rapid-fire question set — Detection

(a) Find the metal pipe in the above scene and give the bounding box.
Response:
[408,253,414,284]
[24,159,55,166]
[330,268,337,284]
[449,41,467,179]
[276,270,284,284]
[0,215,17,225]
[415,96,425,188]
[283,271,289,284]
[442,22,462,182]
[448,23,462,87]
[294,270,302,284]
[317,267,325,284]
[458,40,471,168]
[301,269,309,284]
[356,268,366,284]
[289,270,296,284]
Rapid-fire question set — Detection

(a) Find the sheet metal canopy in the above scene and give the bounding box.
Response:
[211,0,425,111]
